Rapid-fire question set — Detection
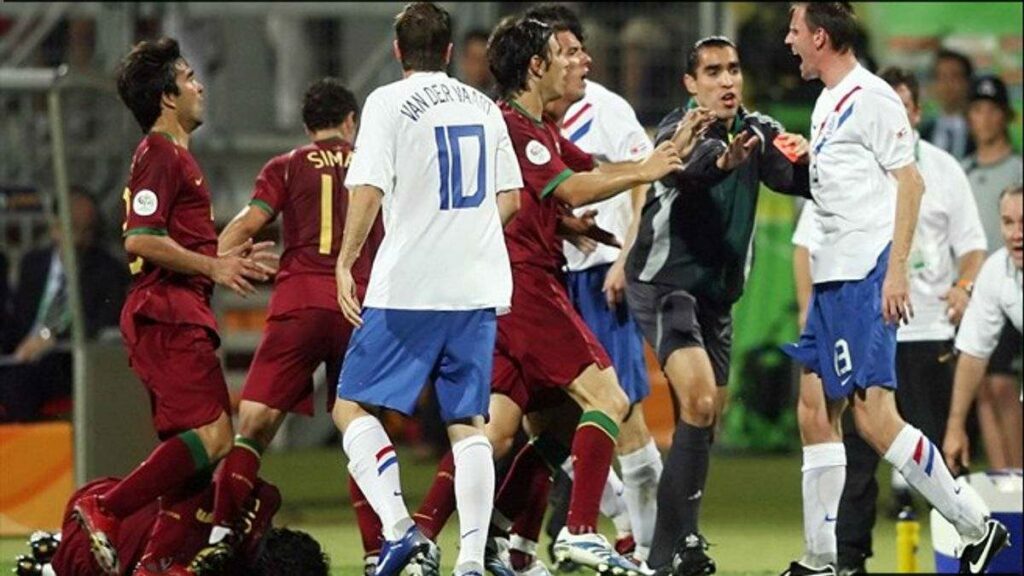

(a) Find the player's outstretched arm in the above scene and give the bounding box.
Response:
[943,351,989,474]
[553,141,682,208]
[336,185,383,327]
[218,205,273,255]
[124,235,272,297]
[881,163,925,325]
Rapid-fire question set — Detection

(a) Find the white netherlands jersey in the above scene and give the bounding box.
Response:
[346,71,523,310]
[808,64,915,283]
[955,247,1023,359]
[793,141,987,344]
[561,80,654,271]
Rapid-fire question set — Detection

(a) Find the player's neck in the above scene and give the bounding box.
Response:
[150,116,191,149]
[545,97,572,125]
[976,138,1012,165]
[820,53,858,90]
[310,128,345,142]
[513,90,546,123]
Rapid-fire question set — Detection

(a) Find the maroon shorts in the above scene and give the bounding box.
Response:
[241,308,352,416]
[492,266,610,412]
[123,319,229,439]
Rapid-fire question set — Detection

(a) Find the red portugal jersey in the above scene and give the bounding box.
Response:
[250,137,384,316]
[499,101,595,271]
[121,132,218,331]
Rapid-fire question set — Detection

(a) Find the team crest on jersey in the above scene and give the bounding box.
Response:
[525,140,551,165]
[132,189,158,216]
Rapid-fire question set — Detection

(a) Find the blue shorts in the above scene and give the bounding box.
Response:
[566,264,650,404]
[782,245,897,401]
[337,307,496,422]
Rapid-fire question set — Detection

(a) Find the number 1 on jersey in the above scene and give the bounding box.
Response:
[435,124,486,210]
[320,174,332,254]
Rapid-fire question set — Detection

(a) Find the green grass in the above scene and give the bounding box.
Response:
[2,447,936,575]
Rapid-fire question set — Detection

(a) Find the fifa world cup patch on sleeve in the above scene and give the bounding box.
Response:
[526,140,552,165]
[132,189,159,216]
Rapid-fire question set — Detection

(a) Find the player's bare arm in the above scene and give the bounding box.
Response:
[218,205,273,254]
[882,162,925,325]
[943,351,989,473]
[603,183,648,310]
[553,140,682,208]
[496,189,521,227]
[940,250,985,325]
[336,184,383,327]
[124,234,273,297]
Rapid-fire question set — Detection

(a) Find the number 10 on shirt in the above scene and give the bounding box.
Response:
[435,124,486,210]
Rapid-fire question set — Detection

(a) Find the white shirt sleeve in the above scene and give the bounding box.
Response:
[493,113,524,194]
[345,90,396,194]
[860,89,915,172]
[599,91,654,163]
[955,254,1008,358]
[792,201,823,249]
[945,157,988,257]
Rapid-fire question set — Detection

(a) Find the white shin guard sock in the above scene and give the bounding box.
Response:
[619,439,662,559]
[343,415,411,541]
[600,468,632,536]
[883,425,986,541]
[801,442,846,566]
[453,435,495,567]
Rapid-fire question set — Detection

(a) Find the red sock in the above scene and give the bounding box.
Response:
[509,468,551,570]
[494,443,551,528]
[102,430,209,518]
[566,411,618,534]
[139,481,212,568]
[349,474,383,556]
[413,451,456,539]
[212,438,262,527]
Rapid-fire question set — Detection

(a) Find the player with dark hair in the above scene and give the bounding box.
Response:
[459,28,496,96]
[625,32,811,574]
[189,77,383,572]
[483,14,681,574]
[73,37,276,576]
[47,476,329,575]
[784,3,1007,574]
[332,3,524,575]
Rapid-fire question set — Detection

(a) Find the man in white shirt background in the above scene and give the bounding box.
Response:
[944,185,1024,473]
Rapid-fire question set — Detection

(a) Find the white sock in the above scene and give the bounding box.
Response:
[619,439,662,560]
[600,468,632,537]
[801,442,846,567]
[453,435,495,567]
[510,534,538,558]
[883,424,986,541]
[208,525,234,545]
[343,415,411,541]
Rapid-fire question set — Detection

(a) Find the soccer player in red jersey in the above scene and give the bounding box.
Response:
[482,16,680,573]
[51,476,329,575]
[72,38,276,576]
[193,78,384,571]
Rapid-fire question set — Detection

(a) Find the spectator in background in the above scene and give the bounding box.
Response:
[458,28,496,98]
[921,49,975,160]
[0,189,128,422]
[961,73,1024,471]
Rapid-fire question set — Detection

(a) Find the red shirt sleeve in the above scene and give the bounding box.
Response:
[508,116,574,199]
[124,137,182,236]
[558,132,596,173]
[250,153,290,216]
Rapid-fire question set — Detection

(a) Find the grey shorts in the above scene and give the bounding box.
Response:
[625,282,733,386]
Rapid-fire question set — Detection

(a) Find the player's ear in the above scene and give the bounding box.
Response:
[444,42,454,67]
[683,73,698,97]
[392,39,403,66]
[160,90,177,112]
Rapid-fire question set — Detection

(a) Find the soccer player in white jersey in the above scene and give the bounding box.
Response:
[331,4,523,576]
[524,4,661,566]
[792,66,989,573]
[944,185,1023,471]
[783,3,1007,574]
